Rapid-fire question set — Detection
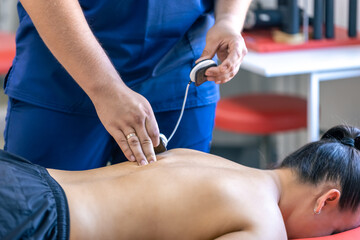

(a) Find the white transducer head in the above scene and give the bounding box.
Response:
[189,59,217,86]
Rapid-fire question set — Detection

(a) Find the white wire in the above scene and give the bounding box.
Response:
[167,81,191,143]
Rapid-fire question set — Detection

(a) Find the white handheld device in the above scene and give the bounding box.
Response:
[154,59,218,153]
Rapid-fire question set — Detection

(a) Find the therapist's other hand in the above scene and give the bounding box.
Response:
[92,85,160,166]
[196,19,247,84]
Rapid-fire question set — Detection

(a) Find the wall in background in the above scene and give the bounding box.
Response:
[0,0,18,32]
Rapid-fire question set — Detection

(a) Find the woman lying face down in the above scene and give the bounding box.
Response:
[278,125,360,238]
[1,125,360,239]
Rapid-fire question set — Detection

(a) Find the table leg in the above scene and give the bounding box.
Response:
[308,73,320,142]
[307,69,360,142]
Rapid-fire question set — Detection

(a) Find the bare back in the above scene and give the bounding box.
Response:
[49,149,287,240]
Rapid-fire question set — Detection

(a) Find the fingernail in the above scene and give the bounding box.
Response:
[130,155,135,162]
[140,160,148,166]
[149,157,156,164]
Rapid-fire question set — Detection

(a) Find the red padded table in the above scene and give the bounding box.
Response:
[0,32,16,75]
[215,94,307,135]
[291,226,360,240]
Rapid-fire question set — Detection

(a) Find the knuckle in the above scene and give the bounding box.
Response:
[143,108,152,117]
[119,138,128,145]
[147,129,159,139]
[223,73,230,80]
[235,49,242,59]
[141,138,153,146]
[218,75,227,82]
[132,114,143,125]
[123,148,133,157]
[128,137,140,146]
[243,47,248,55]
[233,40,241,49]
[228,65,235,72]
[202,49,211,57]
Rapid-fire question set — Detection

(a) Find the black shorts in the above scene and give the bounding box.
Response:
[0,150,69,240]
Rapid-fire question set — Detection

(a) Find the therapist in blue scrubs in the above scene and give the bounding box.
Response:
[3,0,251,170]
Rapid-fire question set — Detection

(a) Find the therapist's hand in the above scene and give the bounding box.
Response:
[19,0,160,165]
[92,84,160,166]
[196,19,247,84]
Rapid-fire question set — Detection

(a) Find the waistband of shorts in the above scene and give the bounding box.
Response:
[38,166,70,240]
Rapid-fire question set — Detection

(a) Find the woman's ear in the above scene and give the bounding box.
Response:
[313,189,341,214]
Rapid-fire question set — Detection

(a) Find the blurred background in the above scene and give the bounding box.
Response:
[1,0,360,167]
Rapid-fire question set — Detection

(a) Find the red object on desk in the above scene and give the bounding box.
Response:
[243,27,360,53]
[0,32,16,75]
[291,225,360,240]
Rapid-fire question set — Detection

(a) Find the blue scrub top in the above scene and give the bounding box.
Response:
[4,0,219,115]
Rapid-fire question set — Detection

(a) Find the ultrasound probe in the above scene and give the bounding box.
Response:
[154,59,217,154]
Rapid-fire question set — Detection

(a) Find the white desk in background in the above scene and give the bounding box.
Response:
[240,45,360,142]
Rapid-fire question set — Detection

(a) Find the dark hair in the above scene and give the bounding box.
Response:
[280,125,360,211]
